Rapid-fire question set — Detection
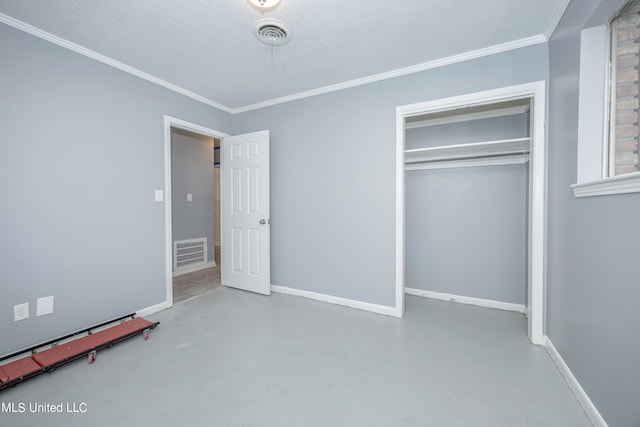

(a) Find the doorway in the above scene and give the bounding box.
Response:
[395,82,547,345]
[170,129,221,303]
[214,138,221,266]
[163,116,229,307]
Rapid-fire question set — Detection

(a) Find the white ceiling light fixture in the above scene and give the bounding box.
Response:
[247,0,281,11]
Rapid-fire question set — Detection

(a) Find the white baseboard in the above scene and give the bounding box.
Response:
[544,336,608,427]
[271,285,400,317]
[405,287,526,314]
[135,300,171,318]
[172,261,216,277]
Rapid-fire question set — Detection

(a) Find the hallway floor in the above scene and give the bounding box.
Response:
[172,265,221,304]
[0,291,591,427]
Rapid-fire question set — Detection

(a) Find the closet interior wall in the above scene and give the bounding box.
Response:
[405,112,530,306]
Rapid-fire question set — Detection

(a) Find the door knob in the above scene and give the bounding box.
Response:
[259,219,268,225]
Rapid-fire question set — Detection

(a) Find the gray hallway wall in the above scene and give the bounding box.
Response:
[0,23,231,356]
[170,129,216,267]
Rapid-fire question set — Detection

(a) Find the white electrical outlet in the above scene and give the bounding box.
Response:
[14,303,29,322]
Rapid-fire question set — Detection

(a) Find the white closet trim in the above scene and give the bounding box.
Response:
[395,81,547,346]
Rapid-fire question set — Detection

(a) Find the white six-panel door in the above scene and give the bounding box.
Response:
[221,131,271,295]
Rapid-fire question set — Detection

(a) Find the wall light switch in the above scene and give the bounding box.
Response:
[155,190,164,202]
[37,296,54,316]
[187,193,193,202]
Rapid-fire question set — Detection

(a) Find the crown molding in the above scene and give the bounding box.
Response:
[233,34,547,113]
[545,0,571,40]
[0,13,234,114]
[2,12,549,115]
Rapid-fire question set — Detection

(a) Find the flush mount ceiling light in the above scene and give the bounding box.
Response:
[254,18,290,46]
[247,0,281,11]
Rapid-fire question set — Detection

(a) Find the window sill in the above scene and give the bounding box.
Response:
[571,171,640,198]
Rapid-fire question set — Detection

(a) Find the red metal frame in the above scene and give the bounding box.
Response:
[0,315,159,391]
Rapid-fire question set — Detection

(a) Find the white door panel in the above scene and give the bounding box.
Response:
[221,130,270,295]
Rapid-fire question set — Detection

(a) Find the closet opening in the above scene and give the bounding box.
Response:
[395,82,546,345]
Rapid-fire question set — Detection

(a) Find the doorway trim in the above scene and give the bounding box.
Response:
[163,116,229,308]
[395,81,546,345]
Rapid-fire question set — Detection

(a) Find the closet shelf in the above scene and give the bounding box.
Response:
[404,137,530,170]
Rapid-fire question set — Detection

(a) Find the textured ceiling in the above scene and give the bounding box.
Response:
[0,0,569,111]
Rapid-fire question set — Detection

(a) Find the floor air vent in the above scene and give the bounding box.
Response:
[173,238,208,272]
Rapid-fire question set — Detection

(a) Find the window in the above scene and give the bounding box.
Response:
[609,0,640,176]
[572,1,640,197]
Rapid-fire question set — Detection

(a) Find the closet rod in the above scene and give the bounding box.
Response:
[405,152,529,171]
[405,137,530,164]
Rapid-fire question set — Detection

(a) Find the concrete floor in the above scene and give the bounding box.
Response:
[0,290,591,427]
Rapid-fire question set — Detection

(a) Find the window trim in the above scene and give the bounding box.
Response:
[573,8,640,198]
[571,170,640,197]
[608,17,618,177]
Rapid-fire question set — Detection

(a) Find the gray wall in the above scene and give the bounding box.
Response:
[0,23,231,356]
[405,165,528,304]
[547,1,640,426]
[171,129,215,267]
[232,43,549,307]
[405,114,529,304]
[405,166,528,304]
[1,7,633,425]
